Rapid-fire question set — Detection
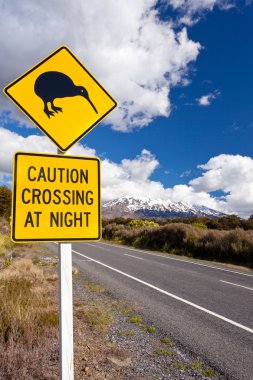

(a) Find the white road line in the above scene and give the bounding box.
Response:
[220,280,253,291]
[124,253,144,260]
[72,249,253,335]
[86,243,105,249]
[96,242,253,278]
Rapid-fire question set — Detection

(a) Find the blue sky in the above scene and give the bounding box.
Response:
[83,3,253,186]
[0,0,253,217]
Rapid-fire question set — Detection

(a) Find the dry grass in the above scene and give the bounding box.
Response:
[0,234,14,257]
[0,232,59,379]
[76,306,112,331]
[0,258,58,343]
[85,279,106,293]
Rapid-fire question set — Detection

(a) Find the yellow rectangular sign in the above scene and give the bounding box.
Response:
[12,152,101,242]
[4,46,117,152]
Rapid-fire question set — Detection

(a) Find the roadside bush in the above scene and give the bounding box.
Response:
[192,222,207,229]
[103,223,132,241]
[103,222,253,267]
[191,229,253,265]
[104,214,253,231]
[128,219,159,228]
[0,185,12,220]
[0,234,13,256]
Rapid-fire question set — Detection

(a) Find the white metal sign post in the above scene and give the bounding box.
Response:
[58,242,74,380]
[57,150,74,380]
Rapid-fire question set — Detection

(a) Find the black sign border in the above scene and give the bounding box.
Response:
[4,46,117,152]
[12,152,101,242]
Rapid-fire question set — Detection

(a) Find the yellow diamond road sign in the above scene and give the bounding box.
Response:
[4,46,117,152]
[12,152,101,242]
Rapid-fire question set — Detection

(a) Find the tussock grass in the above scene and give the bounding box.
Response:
[0,233,14,257]
[0,249,59,379]
[1,258,44,282]
[161,337,175,347]
[0,258,57,345]
[202,368,216,377]
[118,305,133,317]
[190,361,202,370]
[172,361,187,370]
[128,315,142,324]
[77,306,112,331]
[147,325,156,333]
[117,330,135,337]
[156,348,175,357]
[85,279,105,293]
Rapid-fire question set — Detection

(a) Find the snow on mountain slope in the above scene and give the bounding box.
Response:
[103,196,225,219]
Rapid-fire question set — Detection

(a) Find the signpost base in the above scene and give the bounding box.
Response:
[58,242,74,380]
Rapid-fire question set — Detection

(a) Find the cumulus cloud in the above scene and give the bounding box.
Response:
[0,127,95,181]
[102,151,165,201]
[0,0,201,132]
[167,0,236,25]
[190,154,253,217]
[103,152,253,217]
[197,90,221,106]
[3,127,253,217]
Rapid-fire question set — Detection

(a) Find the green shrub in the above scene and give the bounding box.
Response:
[147,325,155,333]
[202,368,215,377]
[103,222,253,267]
[128,315,142,324]
[0,186,12,220]
[82,308,111,329]
[192,222,207,229]
[156,348,175,356]
[128,219,159,228]
[0,233,14,256]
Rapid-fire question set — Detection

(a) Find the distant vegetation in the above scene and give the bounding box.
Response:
[0,185,12,220]
[128,219,159,228]
[103,217,253,268]
[103,214,253,231]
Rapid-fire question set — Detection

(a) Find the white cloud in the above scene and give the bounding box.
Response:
[0,127,95,180]
[180,169,191,178]
[93,151,253,217]
[121,150,159,181]
[197,90,220,106]
[102,152,253,217]
[102,150,165,200]
[167,0,236,25]
[99,151,227,213]
[0,0,201,132]
[1,126,253,218]
[198,95,211,106]
[190,154,253,217]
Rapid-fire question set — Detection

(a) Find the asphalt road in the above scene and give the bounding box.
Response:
[51,241,253,380]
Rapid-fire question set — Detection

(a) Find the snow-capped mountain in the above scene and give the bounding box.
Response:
[102,196,225,219]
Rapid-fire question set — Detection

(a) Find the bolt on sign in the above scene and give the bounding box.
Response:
[4,46,117,152]
[12,152,101,242]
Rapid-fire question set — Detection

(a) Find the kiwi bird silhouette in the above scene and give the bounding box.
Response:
[34,71,98,118]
